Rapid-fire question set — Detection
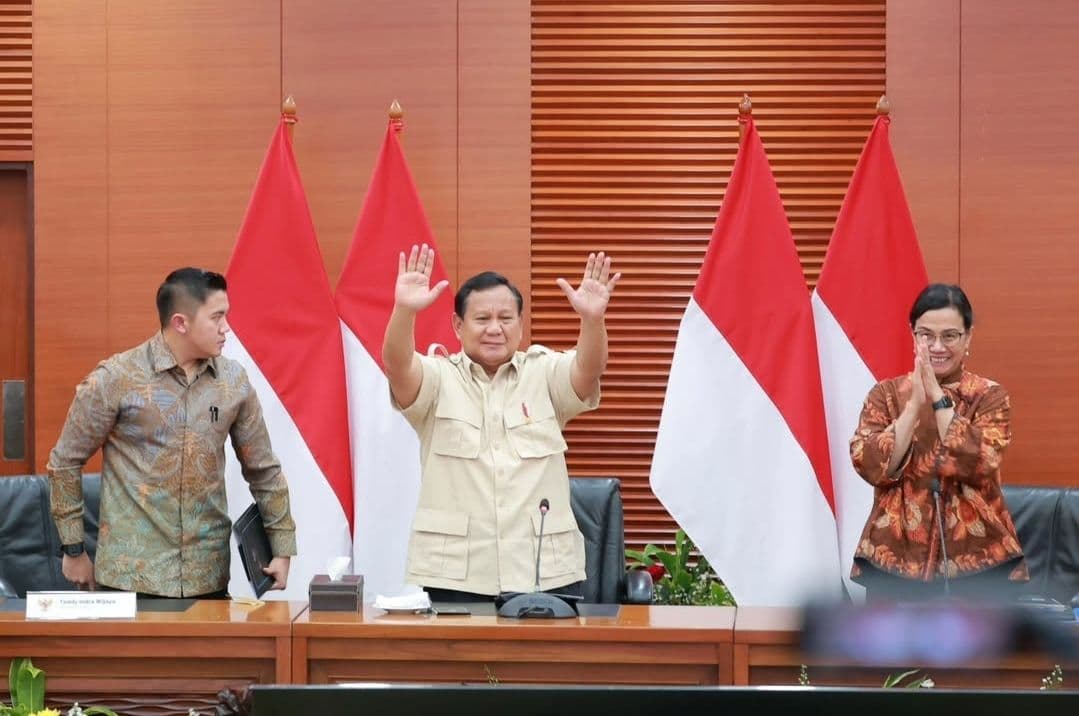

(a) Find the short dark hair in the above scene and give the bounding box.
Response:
[909,283,973,330]
[156,267,228,328]
[454,271,523,317]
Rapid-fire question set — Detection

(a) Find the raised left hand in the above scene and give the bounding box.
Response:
[263,556,291,591]
[556,252,621,321]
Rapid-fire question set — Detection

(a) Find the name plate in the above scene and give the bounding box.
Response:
[26,591,137,620]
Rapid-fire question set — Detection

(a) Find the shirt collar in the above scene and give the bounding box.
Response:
[458,351,522,383]
[150,332,218,378]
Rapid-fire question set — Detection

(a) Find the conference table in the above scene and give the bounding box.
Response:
[733,606,1079,689]
[0,598,302,714]
[2,599,1077,708]
[293,603,737,685]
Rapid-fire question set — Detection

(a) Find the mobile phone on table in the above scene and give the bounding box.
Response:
[434,606,471,616]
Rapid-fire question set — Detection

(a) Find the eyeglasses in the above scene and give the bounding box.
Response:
[913,329,965,347]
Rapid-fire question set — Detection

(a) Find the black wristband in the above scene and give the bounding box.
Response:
[61,542,85,557]
[931,395,954,411]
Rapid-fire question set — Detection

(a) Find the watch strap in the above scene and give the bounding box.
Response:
[931,395,954,411]
[60,542,85,557]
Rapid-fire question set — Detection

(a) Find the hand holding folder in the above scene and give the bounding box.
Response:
[233,503,275,597]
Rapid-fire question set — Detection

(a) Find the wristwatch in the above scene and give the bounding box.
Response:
[931,395,955,411]
[60,542,85,557]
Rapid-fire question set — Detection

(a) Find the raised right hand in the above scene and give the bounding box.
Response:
[395,244,449,313]
[62,552,96,591]
[908,344,929,414]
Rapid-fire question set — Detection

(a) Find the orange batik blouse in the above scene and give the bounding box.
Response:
[849,370,1028,584]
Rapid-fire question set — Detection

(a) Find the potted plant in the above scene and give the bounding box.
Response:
[0,658,117,716]
[626,529,736,606]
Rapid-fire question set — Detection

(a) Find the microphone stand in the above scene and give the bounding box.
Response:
[931,478,951,599]
[497,499,579,619]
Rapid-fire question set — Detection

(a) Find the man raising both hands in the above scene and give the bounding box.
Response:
[383,245,620,601]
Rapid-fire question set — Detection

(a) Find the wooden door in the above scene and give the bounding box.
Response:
[0,168,31,474]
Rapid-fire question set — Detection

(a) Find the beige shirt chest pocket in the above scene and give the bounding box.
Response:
[530,509,585,578]
[430,401,482,459]
[504,398,568,459]
[408,507,471,580]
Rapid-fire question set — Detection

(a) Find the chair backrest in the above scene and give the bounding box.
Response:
[1047,488,1079,604]
[0,473,101,597]
[1002,485,1059,597]
[1002,484,1079,604]
[569,477,624,603]
[0,475,65,596]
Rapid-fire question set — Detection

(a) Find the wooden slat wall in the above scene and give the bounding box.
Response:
[0,0,30,160]
[530,0,885,548]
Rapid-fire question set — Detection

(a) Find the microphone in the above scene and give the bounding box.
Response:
[496,498,579,619]
[930,478,951,599]
[535,498,550,591]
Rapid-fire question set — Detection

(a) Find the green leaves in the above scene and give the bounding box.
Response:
[626,529,737,606]
[799,664,935,690]
[8,658,44,712]
[1,659,119,716]
[882,669,934,689]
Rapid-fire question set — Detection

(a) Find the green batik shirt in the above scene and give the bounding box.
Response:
[47,332,296,597]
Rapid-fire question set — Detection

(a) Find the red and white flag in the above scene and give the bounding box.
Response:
[650,116,842,606]
[224,116,354,599]
[812,114,928,597]
[335,119,459,599]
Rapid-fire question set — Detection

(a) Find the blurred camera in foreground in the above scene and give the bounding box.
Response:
[801,600,1078,667]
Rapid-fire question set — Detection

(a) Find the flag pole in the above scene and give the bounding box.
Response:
[738,93,752,141]
[282,95,297,140]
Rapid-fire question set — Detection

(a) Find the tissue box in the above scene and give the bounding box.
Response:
[308,574,364,611]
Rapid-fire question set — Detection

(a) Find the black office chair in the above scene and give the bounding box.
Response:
[0,574,16,599]
[569,477,653,604]
[0,473,102,597]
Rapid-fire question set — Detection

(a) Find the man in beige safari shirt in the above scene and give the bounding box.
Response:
[383,245,620,599]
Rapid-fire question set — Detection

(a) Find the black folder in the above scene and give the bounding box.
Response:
[233,502,275,597]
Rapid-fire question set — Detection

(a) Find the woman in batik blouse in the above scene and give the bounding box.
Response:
[850,283,1028,602]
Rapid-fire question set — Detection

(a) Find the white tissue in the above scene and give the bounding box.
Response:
[373,592,432,611]
[326,556,351,581]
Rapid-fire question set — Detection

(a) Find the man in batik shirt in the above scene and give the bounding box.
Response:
[48,268,296,598]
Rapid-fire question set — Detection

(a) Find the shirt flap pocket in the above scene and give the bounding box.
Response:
[431,401,483,458]
[530,509,578,536]
[413,507,470,536]
[505,397,556,429]
[506,408,568,458]
[434,401,482,427]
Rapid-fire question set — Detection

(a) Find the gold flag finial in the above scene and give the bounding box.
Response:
[282,96,297,139]
[389,99,403,132]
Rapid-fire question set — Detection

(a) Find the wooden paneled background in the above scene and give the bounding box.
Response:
[18,1,1079,551]
[530,1,886,544]
[31,0,532,478]
[0,0,31,161]
[888,0,1079,513]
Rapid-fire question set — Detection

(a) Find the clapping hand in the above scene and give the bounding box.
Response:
[910,336,944,411]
